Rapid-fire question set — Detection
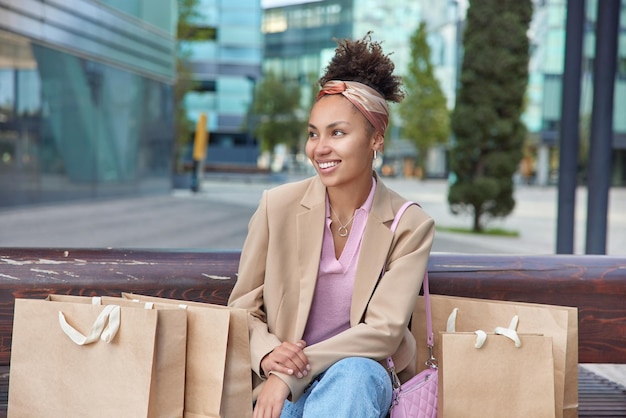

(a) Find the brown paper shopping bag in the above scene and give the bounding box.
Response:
[46,294,187,418]
[413,295,577,418]
[122,293,252,418]
[8,297,159,418]
[439,331,556,418]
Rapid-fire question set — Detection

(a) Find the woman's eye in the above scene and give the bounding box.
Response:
[332,129,344,136]
[308,131,318,139]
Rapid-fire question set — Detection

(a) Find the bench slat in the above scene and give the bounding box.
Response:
[1,248,625,415]
[0,248,624,366]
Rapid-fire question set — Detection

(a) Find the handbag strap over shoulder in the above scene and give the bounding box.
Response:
[386,201,434,368]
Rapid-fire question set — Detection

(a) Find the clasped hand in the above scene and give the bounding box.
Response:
[261,339,311,378]
[254,340,311,418]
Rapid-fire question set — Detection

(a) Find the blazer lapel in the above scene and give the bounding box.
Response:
[350,180,396,324]
[294,178,326,337]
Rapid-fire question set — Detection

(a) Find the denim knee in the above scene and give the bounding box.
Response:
[301,357,392,418]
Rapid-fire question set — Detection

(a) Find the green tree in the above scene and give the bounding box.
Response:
[447,0,532,232]
[251,72,304,154]
[399,22,450,178]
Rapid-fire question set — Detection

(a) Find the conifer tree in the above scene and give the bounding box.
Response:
[399,22,450,178]
[448,0,532,231]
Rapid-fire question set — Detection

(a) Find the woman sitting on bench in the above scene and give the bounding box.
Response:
[228,33,435,418]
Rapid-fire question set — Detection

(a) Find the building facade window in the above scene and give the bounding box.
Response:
[182,0,262,168]
[0,30,174,207]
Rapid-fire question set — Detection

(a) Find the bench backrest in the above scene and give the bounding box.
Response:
[0,248,624,364]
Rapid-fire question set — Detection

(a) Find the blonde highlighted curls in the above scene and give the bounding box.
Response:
[319,32,404,103]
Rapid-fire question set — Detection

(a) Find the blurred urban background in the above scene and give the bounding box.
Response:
[0,0,624,254]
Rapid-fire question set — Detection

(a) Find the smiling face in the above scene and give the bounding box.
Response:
[306,94,383,189]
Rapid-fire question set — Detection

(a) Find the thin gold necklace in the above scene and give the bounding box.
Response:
[329,204,355,237]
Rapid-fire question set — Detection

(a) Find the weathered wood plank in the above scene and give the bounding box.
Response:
[0,249,625,365]
[0,248,625,416]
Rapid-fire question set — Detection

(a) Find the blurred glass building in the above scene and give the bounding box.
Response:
[0,0,177,207]
[418,0,626,186]
[265,0,625,185]
[181,0,262,169]
[524,0,626,186]
[263,0,420,86]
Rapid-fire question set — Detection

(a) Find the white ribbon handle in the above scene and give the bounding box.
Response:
[446,308,487,348]
[446,308,459,332]
[474,330,487,348]
[446,309,523,348]
[494,315,522,348]
[58,304,121,345]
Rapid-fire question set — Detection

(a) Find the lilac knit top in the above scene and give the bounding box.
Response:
[302,178,377,345]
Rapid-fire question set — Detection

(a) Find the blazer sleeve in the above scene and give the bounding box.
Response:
[273,204,435,400]
[228,190,282,378]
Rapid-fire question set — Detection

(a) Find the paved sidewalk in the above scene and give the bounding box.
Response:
[384,177,626,256]
[195,175,626,255]
[1,175,624,254]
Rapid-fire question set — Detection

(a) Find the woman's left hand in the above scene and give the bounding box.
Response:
[253,374,291,418]
[261,340,310,378]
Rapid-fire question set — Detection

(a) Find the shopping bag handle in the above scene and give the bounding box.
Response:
[447,308,522,348]
[494,316,522,348]
[446,308,487,348]
[58,304,121,345]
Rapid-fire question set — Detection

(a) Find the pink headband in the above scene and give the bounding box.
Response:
[317,80,389,137]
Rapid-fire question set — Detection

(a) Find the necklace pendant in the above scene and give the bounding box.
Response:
[329,203,354,238]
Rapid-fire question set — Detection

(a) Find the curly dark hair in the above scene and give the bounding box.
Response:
[319,32,404,103]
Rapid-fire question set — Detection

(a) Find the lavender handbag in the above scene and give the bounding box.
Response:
[386,202,438,418]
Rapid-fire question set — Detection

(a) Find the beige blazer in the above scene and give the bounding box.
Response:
[228,174,435,401]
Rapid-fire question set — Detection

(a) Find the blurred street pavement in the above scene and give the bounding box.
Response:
[1,174,625,255]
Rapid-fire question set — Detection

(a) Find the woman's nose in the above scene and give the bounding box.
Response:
[313,139,331,155]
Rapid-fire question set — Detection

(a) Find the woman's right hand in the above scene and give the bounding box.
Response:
[253,374,291,418]
[261,339,311,379]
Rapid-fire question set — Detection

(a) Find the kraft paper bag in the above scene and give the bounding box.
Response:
[413,295,578,418]
[439,332,556,418]
[8,298,159,418]
[46,294,187,418]
[122,293,252,418]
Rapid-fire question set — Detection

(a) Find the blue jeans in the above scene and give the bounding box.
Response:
[280,357,393,418]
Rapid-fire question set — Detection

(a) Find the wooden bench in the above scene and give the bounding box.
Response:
[1,248,625,416]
